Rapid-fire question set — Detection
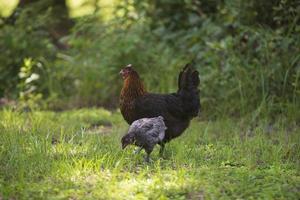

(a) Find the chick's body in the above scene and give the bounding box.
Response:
[121,116,167,161]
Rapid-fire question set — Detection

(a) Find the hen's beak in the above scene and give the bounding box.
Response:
[119,69,124,76]
[119,69,126,79]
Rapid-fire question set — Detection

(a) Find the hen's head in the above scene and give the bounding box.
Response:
[120,64,138,79]
[121,133,135,149]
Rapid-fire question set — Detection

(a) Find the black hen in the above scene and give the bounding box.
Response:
[119,63,200,154]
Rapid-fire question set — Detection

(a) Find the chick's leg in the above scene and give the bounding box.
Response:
[144,149,152,163]
[144,153,150,163]
[134,147,143,154]
[159,143,165,156]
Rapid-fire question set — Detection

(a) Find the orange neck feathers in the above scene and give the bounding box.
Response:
[120,72,146,124]
[120,72,146,101]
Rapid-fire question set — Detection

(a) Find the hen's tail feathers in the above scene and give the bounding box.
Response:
[177,63,200,118]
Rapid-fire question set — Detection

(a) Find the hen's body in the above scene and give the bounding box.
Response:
[120,64,200,144]
[122,93,191,142]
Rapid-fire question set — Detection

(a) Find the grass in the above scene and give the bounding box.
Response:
[0,108,299,199]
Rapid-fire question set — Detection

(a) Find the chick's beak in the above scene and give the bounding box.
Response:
[122,143,127,149]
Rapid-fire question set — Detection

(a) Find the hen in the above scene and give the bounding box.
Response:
[121,116,167,162]
[119,63,200,154]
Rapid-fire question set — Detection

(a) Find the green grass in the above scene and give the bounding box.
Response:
[0,108,299,199]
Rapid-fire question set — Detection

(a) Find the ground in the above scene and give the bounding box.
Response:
[0,108,299,199]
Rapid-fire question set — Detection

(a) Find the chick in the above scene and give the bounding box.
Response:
[121,116,167,162]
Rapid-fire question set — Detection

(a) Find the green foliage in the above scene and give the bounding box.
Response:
[0,0,299,119]
[128,0,300,118]
[0,3,57,98]
[61,16,185,108]
[17,58,46,109]
[190,26,300,118]
[0,109,299,199]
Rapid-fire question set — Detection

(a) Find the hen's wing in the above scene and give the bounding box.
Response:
[134,93,187,120]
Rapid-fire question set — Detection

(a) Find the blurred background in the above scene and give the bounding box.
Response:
[0,0,299,120]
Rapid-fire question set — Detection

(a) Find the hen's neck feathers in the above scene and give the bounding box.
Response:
[120,72,147,101]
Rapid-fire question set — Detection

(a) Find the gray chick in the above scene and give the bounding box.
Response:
[121,116,167,162]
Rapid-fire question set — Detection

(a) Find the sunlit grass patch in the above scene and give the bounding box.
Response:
[0,109,299,199]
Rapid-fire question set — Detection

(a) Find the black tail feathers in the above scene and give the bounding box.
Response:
[177,63,200,117]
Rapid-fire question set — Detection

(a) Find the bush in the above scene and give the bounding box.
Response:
[166,24,300,118]
[0,0,299,120]
[53,16,186,108]
[0,3,57,98]
[127,0,300,118]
